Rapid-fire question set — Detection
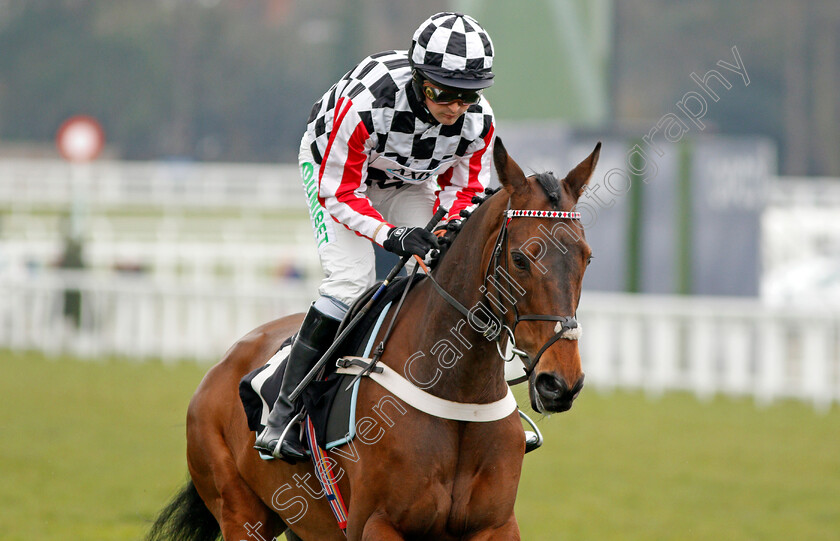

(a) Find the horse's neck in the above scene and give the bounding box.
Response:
[391,195,510,404]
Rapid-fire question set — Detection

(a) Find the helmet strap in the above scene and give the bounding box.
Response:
[406,71,436,125]
[410,70,426,103]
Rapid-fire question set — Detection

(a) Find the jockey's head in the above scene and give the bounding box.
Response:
[409,12,494,124]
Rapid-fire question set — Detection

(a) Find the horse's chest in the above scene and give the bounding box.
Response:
[447,459,516,530]
[349,393,523,537]
[397,446,520,537]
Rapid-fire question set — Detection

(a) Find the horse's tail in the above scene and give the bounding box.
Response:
[146,479,220,541]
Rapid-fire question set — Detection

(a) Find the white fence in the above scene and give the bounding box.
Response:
[2,271,838,411]
[579,293,840,411]
[0,159,302,210]
[0,271,315,362]
[0,158,321,284]
[0,236,320,285]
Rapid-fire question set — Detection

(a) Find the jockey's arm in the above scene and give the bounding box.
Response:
[316,99,394,247]
[434,124,496,224]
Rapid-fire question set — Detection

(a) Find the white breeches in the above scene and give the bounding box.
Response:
[298,134,436,307]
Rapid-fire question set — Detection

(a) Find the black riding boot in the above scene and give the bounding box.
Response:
[254,304,341,462]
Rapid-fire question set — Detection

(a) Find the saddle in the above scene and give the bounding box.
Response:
[238,275,425,450]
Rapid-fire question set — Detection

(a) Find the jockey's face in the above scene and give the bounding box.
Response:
[423,82,472,125]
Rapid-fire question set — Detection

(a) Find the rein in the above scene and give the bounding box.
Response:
[425,201,582,380]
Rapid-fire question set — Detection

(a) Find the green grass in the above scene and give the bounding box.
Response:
[0,351,202,540]
[1,351,838,540]
[514,389,840,540]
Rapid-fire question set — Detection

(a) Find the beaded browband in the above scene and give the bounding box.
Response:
[504,210,581,219]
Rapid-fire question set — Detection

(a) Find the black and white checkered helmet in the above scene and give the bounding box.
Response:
[409,12,494,90]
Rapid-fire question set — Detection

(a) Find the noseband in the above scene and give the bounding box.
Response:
[425,202,582,381]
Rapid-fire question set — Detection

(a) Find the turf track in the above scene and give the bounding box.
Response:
[1,351,837,540]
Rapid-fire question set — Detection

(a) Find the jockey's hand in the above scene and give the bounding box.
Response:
[383,226,440,259]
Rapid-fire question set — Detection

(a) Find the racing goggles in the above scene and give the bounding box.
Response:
[422,84,482,105]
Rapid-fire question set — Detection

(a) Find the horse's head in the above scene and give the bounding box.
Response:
[492,138,600,413]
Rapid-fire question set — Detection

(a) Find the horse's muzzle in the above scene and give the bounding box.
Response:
[532,372,585,413]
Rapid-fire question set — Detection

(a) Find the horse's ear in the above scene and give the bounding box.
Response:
[493,137,529,197]
[564,142,601,200]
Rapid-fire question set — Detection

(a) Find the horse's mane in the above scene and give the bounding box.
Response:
[431,172,561,269]
[533,172,561,207]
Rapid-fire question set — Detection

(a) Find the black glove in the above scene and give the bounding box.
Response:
[383,226,440,258]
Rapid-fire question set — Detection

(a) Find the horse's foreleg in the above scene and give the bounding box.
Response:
[189,435,285,541]
[463,517,521,541]
[220,511,278,541]
[217,478,284,540]
[355,515,405,541]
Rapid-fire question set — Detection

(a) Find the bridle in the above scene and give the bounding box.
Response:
[426,200,583,382]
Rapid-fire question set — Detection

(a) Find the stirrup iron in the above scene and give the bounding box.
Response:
[257,411,306,461]
[520,410,544,454]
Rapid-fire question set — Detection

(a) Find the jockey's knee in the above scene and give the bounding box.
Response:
[312,295,349,320]
[319,275,375,308]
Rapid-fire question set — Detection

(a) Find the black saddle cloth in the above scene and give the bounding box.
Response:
[238,274,425,448]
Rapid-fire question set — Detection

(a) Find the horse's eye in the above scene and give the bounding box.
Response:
[511,251,530,271]
[587,255,594,266]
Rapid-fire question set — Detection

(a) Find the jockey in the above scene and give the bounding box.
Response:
[255,12,497,462]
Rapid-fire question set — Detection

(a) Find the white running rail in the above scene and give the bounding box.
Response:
[1,273,838,412]
[579,292,840,412]
[0,159,302,209]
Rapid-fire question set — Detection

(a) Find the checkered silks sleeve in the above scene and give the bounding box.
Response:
[435,123,495,223]
[317,97,393,245]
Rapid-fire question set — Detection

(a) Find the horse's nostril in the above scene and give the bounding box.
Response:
[535,373,568,398]
[571,374,585,396]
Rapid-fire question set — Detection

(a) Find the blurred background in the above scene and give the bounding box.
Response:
[0,1,838,540]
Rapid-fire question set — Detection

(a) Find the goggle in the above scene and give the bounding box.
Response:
[422,84,482,105]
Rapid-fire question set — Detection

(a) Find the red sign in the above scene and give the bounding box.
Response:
[56,116,105,162]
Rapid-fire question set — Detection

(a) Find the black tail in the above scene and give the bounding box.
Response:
[146,480,220,541]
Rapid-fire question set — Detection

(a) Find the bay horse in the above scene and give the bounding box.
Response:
[147,138,600,540]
